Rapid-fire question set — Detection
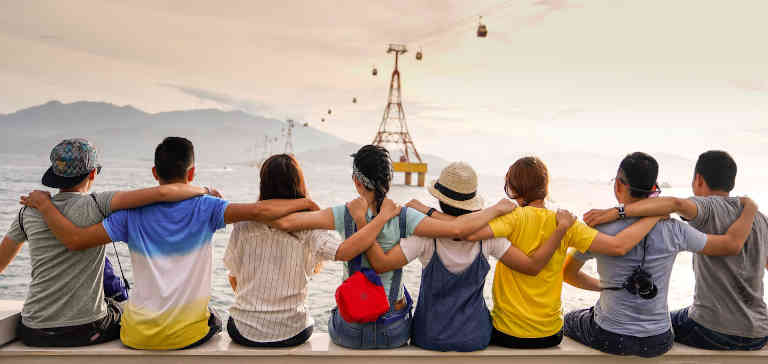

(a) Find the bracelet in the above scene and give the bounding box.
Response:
[203,186,211,195]
[426,208,436,217]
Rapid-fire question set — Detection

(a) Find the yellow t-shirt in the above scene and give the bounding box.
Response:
[489,206,598,338]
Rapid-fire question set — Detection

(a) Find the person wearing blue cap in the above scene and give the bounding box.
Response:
[0,138,211,347]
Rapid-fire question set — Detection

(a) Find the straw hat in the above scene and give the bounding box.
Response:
[427,161,484,211]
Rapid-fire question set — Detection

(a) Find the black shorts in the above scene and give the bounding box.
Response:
[227,317,313,348]
[17,298,122,347]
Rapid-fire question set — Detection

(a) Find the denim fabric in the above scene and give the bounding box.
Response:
[491,327,563,349]
[564,307,673,358]
[328,307,412,349]
[672,307,768,351]
[411,240,492,352]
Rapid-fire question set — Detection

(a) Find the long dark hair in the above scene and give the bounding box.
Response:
[352,145,392,214]
[259,154,307,201]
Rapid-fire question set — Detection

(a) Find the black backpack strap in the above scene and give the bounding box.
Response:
[18,207,28,240]
[92,193,130,292]
[90,193,106,219]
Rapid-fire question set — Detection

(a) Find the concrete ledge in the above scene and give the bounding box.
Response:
[0,300,22,346]
[2,333,768,364]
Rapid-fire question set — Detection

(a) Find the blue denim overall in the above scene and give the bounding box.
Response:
[412,239,492,352]
[328,207,413,349]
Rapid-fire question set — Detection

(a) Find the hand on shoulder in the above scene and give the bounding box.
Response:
[20,190,52,210]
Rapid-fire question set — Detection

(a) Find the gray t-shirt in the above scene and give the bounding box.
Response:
[5,191,116,328]
[687,196,768,338]
[574,218,707,337]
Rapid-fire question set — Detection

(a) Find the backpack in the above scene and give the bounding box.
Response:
[334,206,412,323]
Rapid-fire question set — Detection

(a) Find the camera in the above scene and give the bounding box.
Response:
[623,267,658,299]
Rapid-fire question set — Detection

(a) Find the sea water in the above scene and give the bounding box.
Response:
[1,152,766,332]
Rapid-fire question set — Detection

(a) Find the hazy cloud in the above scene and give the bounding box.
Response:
[160,83,272,116]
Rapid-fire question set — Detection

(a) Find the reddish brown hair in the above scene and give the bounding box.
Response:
[505,156,549,206]
[259,154,307,201]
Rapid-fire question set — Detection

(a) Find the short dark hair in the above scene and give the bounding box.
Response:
[439,201,473,217]
[618,152,659,198]
[154,137,195,181]
[259,154,307,200]
[695,150,737,192]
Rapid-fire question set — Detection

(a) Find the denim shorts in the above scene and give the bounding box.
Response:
[328,307,412,349]
[564,307,673,358]
[671,307,768,351]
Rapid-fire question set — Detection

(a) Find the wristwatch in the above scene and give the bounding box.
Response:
[426,208,437,217]
[616,204,626,220]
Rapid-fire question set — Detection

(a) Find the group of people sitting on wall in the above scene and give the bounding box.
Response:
[0,136,765,358]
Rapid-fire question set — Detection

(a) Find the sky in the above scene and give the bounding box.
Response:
[1,0,767,178]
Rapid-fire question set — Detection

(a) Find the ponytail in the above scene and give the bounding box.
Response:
[352,145,392,215]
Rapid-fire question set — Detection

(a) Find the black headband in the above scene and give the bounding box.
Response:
[434,182,476,201]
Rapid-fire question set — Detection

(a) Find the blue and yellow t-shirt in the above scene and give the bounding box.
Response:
[489,206,597,338]
[103,195,228,350]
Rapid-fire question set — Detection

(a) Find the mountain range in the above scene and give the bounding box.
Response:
[0,101,448,170]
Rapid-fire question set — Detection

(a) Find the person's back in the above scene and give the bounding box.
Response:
[577,218,705,337]
[490,206,596,339]
[13,192,114,331]
[686,196,768,338]
[102,195,228,349]
[224,221,337,344]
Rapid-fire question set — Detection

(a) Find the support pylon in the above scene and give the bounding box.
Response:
[372,44,427,186]
[284,119,295,155]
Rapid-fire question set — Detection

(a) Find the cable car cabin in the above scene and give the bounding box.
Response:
[416,49,423,61]
[477,24,488,37]
[477,16,488,38]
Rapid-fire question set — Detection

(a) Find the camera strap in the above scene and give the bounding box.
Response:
[603,236,649,291]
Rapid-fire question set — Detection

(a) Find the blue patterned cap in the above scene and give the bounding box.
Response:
[42,138,101,188]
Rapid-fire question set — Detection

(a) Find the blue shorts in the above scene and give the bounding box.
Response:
[328,307,412,349]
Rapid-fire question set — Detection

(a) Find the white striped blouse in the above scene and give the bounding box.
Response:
[224,221,341,342]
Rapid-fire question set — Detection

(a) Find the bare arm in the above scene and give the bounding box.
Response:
[412,199,517,239]
[0,236,23,274]
[405,199,455,222]
[466,225,495,242]
[499,209,576,276]
[563,250,601,291]
[584,197,698,227]
[270,208,335,232]
[224,198,320,224]
[588,216,663,256]
[110,183,209,211]
[335,200,401,261]
[365,243,408,274]
[21,191,112,251]
[699,198,757,256]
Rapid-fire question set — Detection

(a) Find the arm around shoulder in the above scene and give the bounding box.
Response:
[225,198,320,224]
[21,191,112,250]
[699,197,758,256]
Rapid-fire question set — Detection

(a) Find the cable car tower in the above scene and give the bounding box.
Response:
[283,119,295,155]
[372,43,427,186]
